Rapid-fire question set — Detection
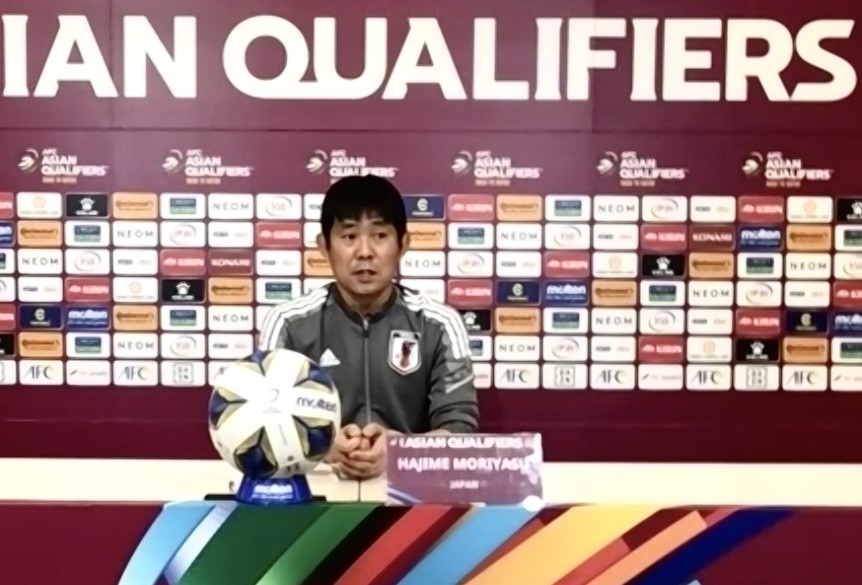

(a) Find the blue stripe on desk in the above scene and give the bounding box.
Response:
[395,506,538,585]
[117,501,216,585]
[630,508,791,585]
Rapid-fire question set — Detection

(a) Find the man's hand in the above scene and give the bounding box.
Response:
[327,423,389,480]
[326,424,362,471]
[325,423,388,480]
[343,423,387,479]
[425,429,451,436]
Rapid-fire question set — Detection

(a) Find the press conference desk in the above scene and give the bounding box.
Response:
[3,459,862,584]
[6,458,862,506]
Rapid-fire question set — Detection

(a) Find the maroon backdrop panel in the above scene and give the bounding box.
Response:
[1,1,862,462]
[1,0,861,131]
[0,503,160,585]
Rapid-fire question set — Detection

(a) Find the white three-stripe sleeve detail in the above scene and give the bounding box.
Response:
[258,289,329,350]
[404,294,470,360]
[444,373,475,394]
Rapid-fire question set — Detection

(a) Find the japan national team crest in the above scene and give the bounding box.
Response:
[388,330,422,375]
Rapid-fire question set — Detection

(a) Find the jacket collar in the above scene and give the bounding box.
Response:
[328,282,400,324]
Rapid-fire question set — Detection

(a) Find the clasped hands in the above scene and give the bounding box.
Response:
[327,423,395,480]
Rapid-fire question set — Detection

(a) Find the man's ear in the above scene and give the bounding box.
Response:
[316,233,330,262]
[399,231,410,259]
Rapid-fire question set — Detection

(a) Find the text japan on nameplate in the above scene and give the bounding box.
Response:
[385,433,543,506]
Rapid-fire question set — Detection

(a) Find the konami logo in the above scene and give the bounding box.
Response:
[209,250,254,276]
[689,226,736,251]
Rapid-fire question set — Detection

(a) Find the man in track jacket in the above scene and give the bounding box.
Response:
[259,175,478,479]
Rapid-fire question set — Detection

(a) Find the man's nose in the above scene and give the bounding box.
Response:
[356,235,374,257]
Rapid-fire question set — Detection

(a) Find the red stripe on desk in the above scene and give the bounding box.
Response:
[333,505,464,585]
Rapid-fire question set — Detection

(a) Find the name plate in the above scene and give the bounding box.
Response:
[385,433,543,505]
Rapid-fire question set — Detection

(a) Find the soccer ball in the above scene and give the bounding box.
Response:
[207,349,341,479]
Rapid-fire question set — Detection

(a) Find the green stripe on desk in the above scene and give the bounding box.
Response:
[176,504,328,585]
[255,504,376,585]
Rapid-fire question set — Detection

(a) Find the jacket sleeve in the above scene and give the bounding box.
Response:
[257,305,294,351]
[427,312,479,433]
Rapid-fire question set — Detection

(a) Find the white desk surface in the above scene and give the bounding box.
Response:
[3,459,862,507]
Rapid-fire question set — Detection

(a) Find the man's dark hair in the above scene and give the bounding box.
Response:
[320,175,407,247]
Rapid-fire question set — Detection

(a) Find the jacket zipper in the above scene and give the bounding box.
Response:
[362,318,371,426]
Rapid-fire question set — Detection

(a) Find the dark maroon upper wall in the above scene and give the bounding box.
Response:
[1,0,862,462]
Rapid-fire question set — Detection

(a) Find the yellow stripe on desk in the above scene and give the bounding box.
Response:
[464,505,659,585]
[585,511,708,585]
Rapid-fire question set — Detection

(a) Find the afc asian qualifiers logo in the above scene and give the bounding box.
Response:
[596,151,687,188]
[388,330,421,375]
[162,149,253,185]
[451,149,542,187]
[18,147,109,184]
[742,151,833,189]
[307,149,398,180]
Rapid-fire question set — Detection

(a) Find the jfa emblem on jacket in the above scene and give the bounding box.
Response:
[388,331,421,375]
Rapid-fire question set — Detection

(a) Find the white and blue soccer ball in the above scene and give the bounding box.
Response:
[207,349,341,478]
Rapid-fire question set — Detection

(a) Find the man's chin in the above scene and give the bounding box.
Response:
[347,280,388,297]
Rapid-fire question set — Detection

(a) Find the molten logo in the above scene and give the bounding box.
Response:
[297,396,337,413]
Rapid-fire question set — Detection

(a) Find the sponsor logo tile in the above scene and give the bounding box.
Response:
[640,225,687,252]
[448,194,495,221]
[737,196,785,223]
[160,249,207,277]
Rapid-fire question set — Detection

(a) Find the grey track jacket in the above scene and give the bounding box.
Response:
[258,283,479,434]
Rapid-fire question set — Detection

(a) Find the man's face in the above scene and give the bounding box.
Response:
[319,214,407,300]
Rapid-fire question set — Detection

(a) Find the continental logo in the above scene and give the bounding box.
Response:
[17,220,62,246]
[113,306,158,331]
[208,278,253,304]
[782,337,828,364]
[494,307,540,333]
[496,195,542,221]
[591,281,637,307]
[18,332,63,358]
[303,250,334,276]
[112,192,158,219]
[688,253,734,279]
[786,225,832,251]
[407,222,446,249]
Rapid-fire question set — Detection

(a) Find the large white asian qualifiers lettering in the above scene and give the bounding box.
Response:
[222,16,465,100]
[0,14,856,102]
[1,14,197,98]
[123,16,197,98]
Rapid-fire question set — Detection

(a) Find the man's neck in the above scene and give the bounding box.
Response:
[335,283,394,318]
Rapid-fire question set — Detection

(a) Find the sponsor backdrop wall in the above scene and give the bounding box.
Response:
[2,0,862,462]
